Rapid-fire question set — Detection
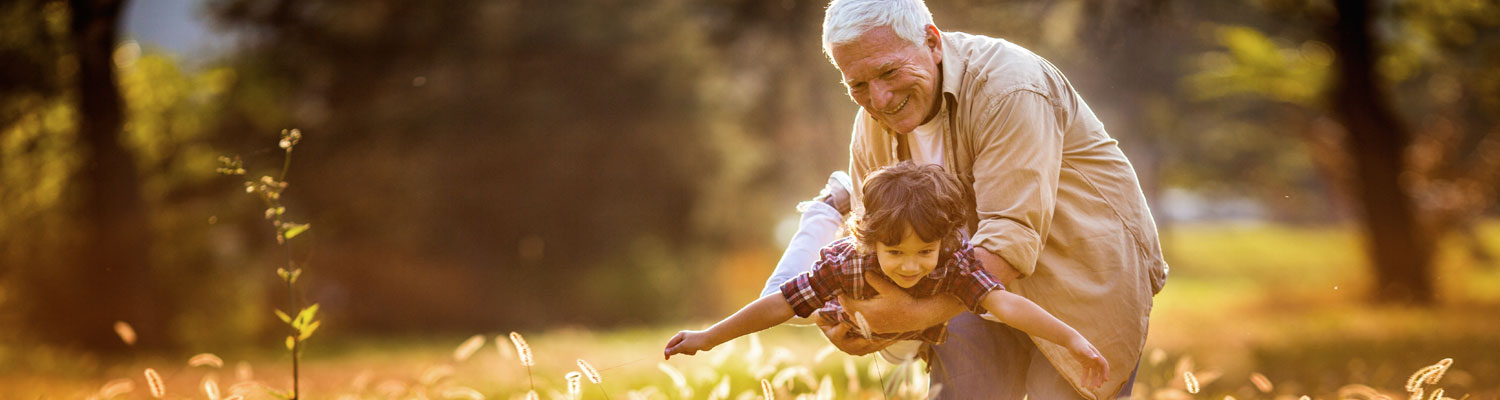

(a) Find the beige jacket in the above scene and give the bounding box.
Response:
[848,31,1169,400]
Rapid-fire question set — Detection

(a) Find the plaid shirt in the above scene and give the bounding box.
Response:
[779,235,1004,344]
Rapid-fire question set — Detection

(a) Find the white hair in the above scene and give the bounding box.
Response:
[822,0,935,57]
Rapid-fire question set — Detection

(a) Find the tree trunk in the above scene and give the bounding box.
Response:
[1327,0,1434,304]
[46,0,161,351]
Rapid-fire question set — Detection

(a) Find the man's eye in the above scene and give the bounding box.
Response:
[881,69,897,79]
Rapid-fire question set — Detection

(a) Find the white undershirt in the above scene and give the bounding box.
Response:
[881,101,949,364]
[906,100,946,167]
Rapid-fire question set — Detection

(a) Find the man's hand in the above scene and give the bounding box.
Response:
[816,317,888,356]
[974,247,1022,286]
[839,271,964,333]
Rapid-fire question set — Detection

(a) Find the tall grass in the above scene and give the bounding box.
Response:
[217,128,322,399]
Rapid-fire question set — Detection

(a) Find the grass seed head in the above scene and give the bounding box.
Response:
[762,378,774,400]
[420,365,455,385]
[710,376,730,400]
[453,334,485,362]
[852,312,873,339]
[189,353,225,368]
[510,331,534,366]
[143,368,165,398]
[817,376,835,400]
[99,379,135,398]
[566,371,583,399]
[577,359,602,383]
[814,345,838,364]
[441,386,484,400]
[494,335,515,359]
[657,362,692,398]
[1184,371,1200,394]
[1426,359,1454,385]
[204,378,221,400]
[114,321,137,346]
[1250,373,1273,393]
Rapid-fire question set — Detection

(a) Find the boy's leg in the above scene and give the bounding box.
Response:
[929,313,1029,400]
[759,172,852,298]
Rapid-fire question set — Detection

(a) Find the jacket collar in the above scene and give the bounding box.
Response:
[939,31,963,99]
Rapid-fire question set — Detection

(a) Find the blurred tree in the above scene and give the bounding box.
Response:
[61,0,167,351]
[0,0,165,352]
[1186,0,1500,304]
[1325,0,1432,303]
[2,0,248,351]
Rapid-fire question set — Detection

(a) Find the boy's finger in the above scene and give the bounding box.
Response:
[1099,357,1110,384]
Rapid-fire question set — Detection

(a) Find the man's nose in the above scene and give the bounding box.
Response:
[869,81,896,112]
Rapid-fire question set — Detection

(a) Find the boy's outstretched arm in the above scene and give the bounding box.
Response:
[664,293,795,359]
[981,290,1111,389]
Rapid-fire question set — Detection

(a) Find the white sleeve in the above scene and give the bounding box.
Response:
[761,201,845,325]
[877,340,923,364]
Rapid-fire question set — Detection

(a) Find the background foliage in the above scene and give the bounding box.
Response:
[2,0,1499,375]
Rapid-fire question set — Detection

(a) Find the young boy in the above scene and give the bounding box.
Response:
[663,162,1110,389]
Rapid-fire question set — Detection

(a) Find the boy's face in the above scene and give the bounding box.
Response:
[875,226,941,288]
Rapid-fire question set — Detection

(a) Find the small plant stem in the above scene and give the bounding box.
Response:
[279,148,293,182]
[281,148,300,400]
[286,247,300,399]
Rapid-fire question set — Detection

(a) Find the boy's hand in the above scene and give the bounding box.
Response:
[663,330,716,359]
[1067,336,1110,389]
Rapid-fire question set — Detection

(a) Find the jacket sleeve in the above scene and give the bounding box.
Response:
[967,90,1063,277]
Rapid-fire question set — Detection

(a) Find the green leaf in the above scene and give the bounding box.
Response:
[285,335,296,351]
[276,268,289,281]
[295,304,320,325]
[289,269,302,284]
[300,320,321,340]
[274,309,292,324]
[283,223,311,239]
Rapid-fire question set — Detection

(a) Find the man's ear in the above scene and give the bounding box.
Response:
[924,24,942,62]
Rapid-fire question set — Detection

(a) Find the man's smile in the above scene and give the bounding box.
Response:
[882,96,909,115]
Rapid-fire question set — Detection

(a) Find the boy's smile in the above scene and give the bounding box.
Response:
[875,227,941,288]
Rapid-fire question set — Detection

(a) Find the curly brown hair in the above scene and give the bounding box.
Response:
[850,161,967,253]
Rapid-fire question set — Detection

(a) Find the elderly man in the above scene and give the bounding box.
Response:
[759,0,1168,398]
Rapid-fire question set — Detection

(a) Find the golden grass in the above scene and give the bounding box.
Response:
[7,222,1500,398]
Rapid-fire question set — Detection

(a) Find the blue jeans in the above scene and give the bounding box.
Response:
[929,313,1138,399]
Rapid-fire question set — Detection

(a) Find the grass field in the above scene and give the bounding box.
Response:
[4,222,1499,399]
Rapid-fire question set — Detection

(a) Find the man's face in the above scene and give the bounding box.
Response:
[830,25,943,134]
